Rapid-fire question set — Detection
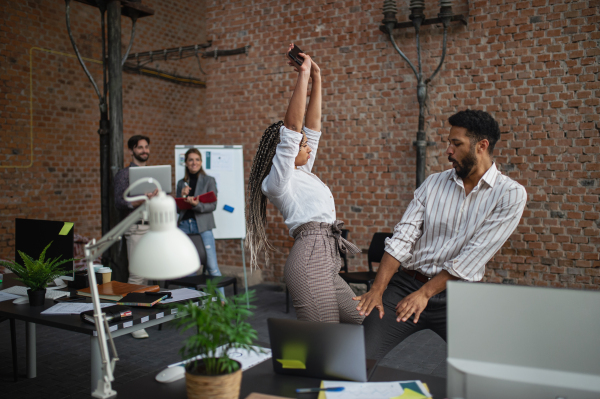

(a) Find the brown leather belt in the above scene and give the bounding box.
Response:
[402,268,430,284]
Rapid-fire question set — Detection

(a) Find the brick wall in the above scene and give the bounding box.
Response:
[0,0,207,261]
[2,0,598,289]
[203,0,599,288]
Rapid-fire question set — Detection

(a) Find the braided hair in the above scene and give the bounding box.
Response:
[246,121,284,270]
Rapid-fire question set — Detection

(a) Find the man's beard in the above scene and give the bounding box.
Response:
[133,152,149,163]
[449,147,476,179]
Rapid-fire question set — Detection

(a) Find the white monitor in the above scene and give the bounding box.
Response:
[128,165,172,195]
[447,281,600,399]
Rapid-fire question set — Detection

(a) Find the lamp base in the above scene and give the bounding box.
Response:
[92,379,116,399]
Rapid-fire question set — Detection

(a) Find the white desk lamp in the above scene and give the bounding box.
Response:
[84,178,199,398]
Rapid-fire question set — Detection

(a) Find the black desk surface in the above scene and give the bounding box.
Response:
[0,274,176,335]
[116,358,447,399]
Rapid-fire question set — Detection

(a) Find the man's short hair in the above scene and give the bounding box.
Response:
[127,135,150,150]
[448,110,500,154]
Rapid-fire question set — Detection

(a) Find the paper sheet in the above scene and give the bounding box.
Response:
[168,345,272,371]
[321,380,431,399]
[160,288,209,304]
[41,303,114,315]
[322,381,403,399]
[0,292,21,302]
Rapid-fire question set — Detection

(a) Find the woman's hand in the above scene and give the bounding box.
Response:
[181,185,191,197]
[286,43,311,75]
[310,59,321,79]
[185,196,199,206]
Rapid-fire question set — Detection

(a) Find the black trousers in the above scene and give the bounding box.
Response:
[363,270,447,360]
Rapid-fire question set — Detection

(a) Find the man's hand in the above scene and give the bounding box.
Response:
[146,188,159,200]
[394,289,429,323]
[353,288,385,319]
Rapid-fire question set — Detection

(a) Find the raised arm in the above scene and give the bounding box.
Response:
[304,60,321,132]
[283,44,312,133]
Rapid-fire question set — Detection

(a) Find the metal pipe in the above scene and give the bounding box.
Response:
[98,2,110,243]
[107,1,123,230]
[121,16,137,66]
[65,0,102,100]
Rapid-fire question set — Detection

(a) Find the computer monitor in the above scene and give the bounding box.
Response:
[447,281,600,399]
[15,218,75,281]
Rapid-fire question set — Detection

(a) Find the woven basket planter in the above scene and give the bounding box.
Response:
[185,360,242,399]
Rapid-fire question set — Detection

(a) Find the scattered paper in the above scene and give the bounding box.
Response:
[160,288,209,304]
[41,303,114,315]
[0,292,21,302]
[168,345,272,371]
[322,381,403,399]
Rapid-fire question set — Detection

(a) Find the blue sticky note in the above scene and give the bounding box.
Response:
[223,205,234,213]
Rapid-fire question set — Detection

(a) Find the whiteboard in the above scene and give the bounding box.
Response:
[174,145,245,240]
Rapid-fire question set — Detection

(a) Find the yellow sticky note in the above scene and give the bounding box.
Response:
[276,359,306,369]
[317,381,326,399]
[391,388,428,399]
[59,222,74,235]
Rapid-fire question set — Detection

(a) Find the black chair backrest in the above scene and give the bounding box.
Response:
[187,234,208,274]
[339,229,349,273]
[367,232,393,272]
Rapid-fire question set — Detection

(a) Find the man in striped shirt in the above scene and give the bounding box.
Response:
[354,109,527,359]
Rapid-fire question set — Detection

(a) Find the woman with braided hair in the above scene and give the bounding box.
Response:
[246,44,363,324]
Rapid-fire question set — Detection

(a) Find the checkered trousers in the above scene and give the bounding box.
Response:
[285,221,364,324]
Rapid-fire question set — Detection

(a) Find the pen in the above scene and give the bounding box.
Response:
[296,387,344,394]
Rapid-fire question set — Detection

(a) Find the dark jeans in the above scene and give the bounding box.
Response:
[363,270,447,360]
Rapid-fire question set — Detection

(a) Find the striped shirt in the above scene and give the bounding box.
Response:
[385,163,527,281]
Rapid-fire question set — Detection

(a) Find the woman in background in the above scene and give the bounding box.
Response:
[176,148,224,297]
[246,44,363,324]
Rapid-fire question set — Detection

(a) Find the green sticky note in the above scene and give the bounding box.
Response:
[59,222,74,235]
[276,359,306,369]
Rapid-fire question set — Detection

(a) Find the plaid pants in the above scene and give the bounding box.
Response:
[285,221,364,324]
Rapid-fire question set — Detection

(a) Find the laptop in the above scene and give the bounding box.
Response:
[267,318,378,382]
[128,165,172,195]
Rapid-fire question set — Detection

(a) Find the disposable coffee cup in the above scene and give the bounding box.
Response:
[97,267,112,284]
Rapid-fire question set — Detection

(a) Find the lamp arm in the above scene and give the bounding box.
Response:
[86,203,148,261]
[387,31,419,79]
[425,24,448,84]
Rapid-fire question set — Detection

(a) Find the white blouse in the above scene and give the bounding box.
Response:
[262,125,336,237]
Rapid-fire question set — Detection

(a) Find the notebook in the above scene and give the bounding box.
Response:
[116,292,169,307]
[80,305,133,325]
[77,281,160,301]
[175,191,217,210]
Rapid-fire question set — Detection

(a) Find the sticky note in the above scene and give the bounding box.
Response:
[276,359,306,369]
[223,205,234,213]
[318,381,326,399]
[59,222,74,235]
[392,388,427,399]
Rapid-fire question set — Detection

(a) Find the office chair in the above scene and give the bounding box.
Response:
[285,229,350,314]
[339,231,394,292]
[164,234,237,296]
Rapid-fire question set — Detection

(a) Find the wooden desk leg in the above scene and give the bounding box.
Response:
[91,336,101,392]
[26,322,36,378]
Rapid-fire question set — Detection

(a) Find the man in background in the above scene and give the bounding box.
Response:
[113,134,157,339]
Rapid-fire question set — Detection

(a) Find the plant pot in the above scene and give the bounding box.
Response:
[185,360,242,399]
[27,288,46,306]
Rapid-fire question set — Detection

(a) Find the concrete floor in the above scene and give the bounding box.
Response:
[0,283,446,399]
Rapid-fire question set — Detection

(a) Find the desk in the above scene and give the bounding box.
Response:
[0,274,182,393]
[117,358,447,398]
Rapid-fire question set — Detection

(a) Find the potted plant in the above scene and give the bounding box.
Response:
[172,280,262,399]
[0,242,74,306]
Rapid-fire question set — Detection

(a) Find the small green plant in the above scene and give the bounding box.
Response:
[173,280,262,375]
[0,241,74,291]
